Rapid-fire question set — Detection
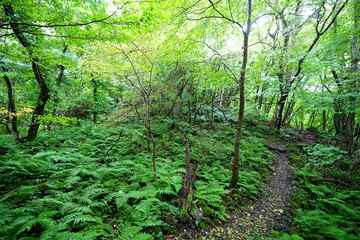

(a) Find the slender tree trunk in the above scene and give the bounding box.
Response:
[179,132,195,210]
[333,97,347,136]
[282,98,295,125]
[254,85,259,104]
[26,59,50,141]
[265,95,276,117]
[346,112,355,154]
[258,83,268,110]
[272,93,288,130]
[92,79,98,125]
[308,111,317,128]
[3,70,19,140]
[322,110,327,131]
[219,88,224,108]
[229,0,252,190]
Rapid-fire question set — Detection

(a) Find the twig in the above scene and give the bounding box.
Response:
[102,129,124,162]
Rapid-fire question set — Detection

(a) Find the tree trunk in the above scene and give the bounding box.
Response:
[92,79,98,125]
[282,98,295,125]
[271,0,348,130]
[229,0,252,190]
[26,58,50,142]
[3,3,50,142]
[265,95,276,117]
[179,132,195,210]
[333,97,347,136]
[258,83,269,110]
[3,70,19,140]
[322,110,327,132]
[272,93,288,130]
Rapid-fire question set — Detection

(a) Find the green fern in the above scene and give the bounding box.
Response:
[72,214,101,225]
[194,180,229,208]
[118,224,153,240]
[294,209,359,240]
[318,198,359,218]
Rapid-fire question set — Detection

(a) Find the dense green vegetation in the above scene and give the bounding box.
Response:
[1,0,359,239]
[289,143,360,240]
[0,120,276,239]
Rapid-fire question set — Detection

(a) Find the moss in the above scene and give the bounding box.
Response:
[176,210,191,223]
[205,218,216,226]
[203,206,215,218]
[288,145,306,166]
[198,221,206,230]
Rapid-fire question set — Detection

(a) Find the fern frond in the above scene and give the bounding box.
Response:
[133,233,153,240]
[138,219,164,227]
[88,200,108,208]
[14,218,38,237]
[318,198,359,218]
[134,198,160,214]
[72,214,101,225]
[118,225,152,240]
[114,195,129,209]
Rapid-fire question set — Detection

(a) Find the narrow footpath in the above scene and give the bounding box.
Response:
[176,130,316,240]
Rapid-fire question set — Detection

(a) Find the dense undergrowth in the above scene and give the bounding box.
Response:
[1,116,359,240]
[0,119,275,239]
[287,142,360,240]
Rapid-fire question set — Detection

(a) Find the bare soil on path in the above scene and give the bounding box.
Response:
[173,130,316,240]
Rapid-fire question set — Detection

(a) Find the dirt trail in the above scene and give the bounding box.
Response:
[175,130,316,240]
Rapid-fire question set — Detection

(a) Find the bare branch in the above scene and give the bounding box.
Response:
[290,0,349,85]
[208,0,244,31]
[251,13,276,26]
[13,29,105,40]
[0,12,117,28]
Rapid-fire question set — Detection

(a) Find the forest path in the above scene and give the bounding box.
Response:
[175,130,316,240]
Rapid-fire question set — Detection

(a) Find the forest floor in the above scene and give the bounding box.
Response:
[171,130,317,240]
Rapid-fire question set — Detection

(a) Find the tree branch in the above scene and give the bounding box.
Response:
[208,0,244,31]
[0,12,117,28]
[290,0,349,86]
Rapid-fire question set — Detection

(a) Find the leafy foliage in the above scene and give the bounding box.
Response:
[1,0,358,238]
[289,144,360,240]
[0,116,276,238]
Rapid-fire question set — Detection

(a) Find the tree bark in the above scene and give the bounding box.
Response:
[272,93,288,130]
[179,132,195,210]
[282,98,295,125]
[229,0,252,189]
[26,58,50,141]
[2,70,19,140]
[3,3,50,142]
[271,0,348,129]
